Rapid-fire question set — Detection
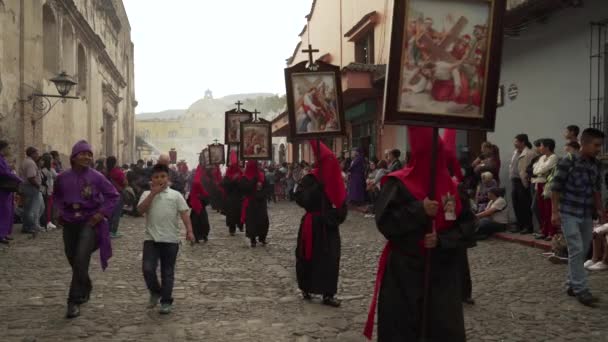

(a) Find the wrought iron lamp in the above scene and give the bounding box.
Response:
[25,71,80,121]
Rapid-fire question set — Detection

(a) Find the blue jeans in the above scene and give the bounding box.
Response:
[110,194,124,234]
[21,184,44,232]
[561,213,594,294]
[142,241,179,304]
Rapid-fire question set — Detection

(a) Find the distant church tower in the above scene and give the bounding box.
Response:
[204,89,213,99]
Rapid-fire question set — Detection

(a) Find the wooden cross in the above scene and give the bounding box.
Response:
[252,109,260,122]
[235,100,243,112]
[417,16,468,63]
[213,139,219,145]
[302,44,319,66]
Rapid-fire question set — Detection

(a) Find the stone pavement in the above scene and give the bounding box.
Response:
[1,201,608,342]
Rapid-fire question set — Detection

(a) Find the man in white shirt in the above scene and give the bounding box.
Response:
[137,164,194,315]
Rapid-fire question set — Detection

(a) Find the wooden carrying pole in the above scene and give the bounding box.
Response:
[420,126,439,342]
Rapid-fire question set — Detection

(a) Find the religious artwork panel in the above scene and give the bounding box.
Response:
[225,111,253,145]
[285,61,346,139]
[240,122,272,160]
[202,148,210,167]
[384,0,505,130]
[208,144,225,165]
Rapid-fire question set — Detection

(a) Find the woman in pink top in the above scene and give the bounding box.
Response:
[106,156,127,238]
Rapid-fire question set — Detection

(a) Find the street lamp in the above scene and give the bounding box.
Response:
[24,71,80,122]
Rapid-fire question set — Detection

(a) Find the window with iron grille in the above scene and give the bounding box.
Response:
[355,31,375,64]
[589,21,607,149]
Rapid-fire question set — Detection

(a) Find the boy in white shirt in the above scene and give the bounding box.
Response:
[137,164,194,314]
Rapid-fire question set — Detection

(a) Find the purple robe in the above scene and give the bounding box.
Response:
[0,156,22,239]
[54,167,119,270]
[347,155,366,203]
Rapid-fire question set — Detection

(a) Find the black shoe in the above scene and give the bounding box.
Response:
[238,226,244,232]
[322,296,341,307]
[259,239,267,246]
[302,292,312,301]
[463,298,475,305]
[251,240,257,248]
[229,231,235,236]
[0,238,9,245]
[203,237,208,243]
[567,288,575,297]
[66,303,80,319]
[576,291,599,307]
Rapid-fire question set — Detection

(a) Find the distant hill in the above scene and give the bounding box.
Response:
[136,109,186,120]
[136,92,285,121]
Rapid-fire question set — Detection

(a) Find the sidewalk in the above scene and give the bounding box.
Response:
[494,231,552,251]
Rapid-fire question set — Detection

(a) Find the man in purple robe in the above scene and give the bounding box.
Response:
[348,147,366,205]
[0,140,22,244]
[53,140,119,319]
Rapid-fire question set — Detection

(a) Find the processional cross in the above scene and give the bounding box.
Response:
[235,100,243,112]
[252,109,260,122]
[302,44,319,69]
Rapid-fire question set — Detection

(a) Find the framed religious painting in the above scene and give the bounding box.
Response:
[284,60,346,140]
[383,0,506,131]
[239,120,272,160]
[225,109,253,145]
[207,143,225,165]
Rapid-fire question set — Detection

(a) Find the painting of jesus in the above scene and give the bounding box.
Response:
[398,0,491,118]
[240,122,272,160]
[291,72,341,135]
[225,112,252,145]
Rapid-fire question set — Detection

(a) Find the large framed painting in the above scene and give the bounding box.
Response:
[225,110,253,145]
[285,61,346,139]
[240,120,272,160]
[208,144,225,165]
[383,0,506,131]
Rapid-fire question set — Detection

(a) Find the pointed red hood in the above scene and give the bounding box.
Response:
[384,126,461,232]
[309,140,347,208]
[188,165,209,214]
[225,150,241,179]
[441,129,464,182]
[244,160,264,182]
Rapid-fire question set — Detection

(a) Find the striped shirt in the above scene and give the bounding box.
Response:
[551,153,601,218]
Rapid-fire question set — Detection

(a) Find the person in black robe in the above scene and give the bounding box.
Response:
[295,140,348,307]
[240,161,269,247]
[188,164,211,243]
[222,151,244,235]
[364,127,475,342]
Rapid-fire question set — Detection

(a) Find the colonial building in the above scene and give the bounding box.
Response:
[0,0,136,164]
[136,91,285,167]
[275,0,599,165]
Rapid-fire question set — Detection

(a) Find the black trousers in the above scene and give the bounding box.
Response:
[63,222,98,304]
[142,241,179,304]
[511,179,533,231]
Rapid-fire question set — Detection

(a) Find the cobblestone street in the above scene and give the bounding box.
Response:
[1,202,608,342]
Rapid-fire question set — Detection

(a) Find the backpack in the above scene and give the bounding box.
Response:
[542,154,573,199]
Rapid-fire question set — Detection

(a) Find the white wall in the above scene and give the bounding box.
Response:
[490,1,608,191]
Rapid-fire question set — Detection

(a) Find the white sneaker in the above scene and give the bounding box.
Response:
[46,222,57,230]
[588,261,608,271]
[584,260,597,269]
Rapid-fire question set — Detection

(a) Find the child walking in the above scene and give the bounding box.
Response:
[137,164,194,314]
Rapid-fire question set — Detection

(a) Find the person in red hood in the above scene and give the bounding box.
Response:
[363,127,476,342]
[295,141,348,307]
[240,160,269,247]
[188,156,211,243]
[222,151,244,235]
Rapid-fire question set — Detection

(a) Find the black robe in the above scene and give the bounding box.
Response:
[190,196,210,242]
[295,174,347,296]
[374,178,475,342]
[222,177,243,231]
[204,171,224,213]
[240,177,269,241]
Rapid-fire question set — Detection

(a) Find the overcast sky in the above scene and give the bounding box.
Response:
[123,0,312,114]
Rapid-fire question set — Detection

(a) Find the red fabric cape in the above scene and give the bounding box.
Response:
[188,165,209,214]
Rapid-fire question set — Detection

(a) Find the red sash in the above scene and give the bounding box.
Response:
[301,211,321,261]
[363,242,392,340]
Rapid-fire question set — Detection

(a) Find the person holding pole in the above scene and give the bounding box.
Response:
[294,140,347,307]
[364,126,475,341]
